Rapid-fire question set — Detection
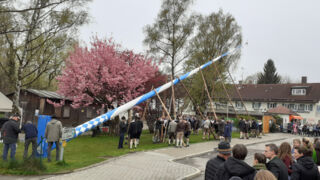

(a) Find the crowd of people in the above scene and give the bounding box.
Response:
[290,122,320,137]
[205,137,320,180]
[117,114,266,150]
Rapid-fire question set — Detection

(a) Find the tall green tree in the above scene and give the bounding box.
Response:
[257,59,281,84]
[0,0,91,114]
[184,10,242,112]
[143,0,196,116]
[143,0,196,79]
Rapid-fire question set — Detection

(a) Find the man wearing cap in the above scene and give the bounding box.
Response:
[1,115,21,161]
[205,141,231,180]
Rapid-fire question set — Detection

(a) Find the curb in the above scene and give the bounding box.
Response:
[171,136,290,180]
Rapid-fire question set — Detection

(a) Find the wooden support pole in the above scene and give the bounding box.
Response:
[213,63,238,118]
[200,70,218,120]
[226,69,250,117]
[179,79,205,120]
[153,89,172,143]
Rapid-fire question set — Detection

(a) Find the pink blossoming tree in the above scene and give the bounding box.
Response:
[56,38,160,112]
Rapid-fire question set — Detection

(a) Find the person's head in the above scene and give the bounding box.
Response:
[294,146,313,160]
[253,153,266,165]
[232,144,247,160]
[121,116,126,121]
[11,114,20,121]
[217,141,232,160]
[293,139,301,148]
[264,144,278,159]
[302,137,313,149]
[278,142,292,161]
[254,170,277,180]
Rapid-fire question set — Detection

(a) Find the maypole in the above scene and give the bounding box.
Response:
[73,46,241,138]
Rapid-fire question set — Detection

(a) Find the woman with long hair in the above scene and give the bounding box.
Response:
[278,142,293,175]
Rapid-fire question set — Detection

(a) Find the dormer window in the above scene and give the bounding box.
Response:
[291,88,306,95]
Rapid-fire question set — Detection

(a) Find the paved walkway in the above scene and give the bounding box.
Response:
[40,133,298,180]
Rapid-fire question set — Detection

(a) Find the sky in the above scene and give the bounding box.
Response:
[79,0,320,83]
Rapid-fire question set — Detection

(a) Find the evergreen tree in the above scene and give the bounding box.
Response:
[257,59,281,84]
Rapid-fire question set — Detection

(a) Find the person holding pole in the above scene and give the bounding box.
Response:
[21,120,38,159]
[184,119,191,147]
[176,117,186,148]
[45,115,62,162]
[202,116,210,140]
[167,118,177,146]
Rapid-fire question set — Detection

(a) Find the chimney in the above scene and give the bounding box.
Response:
[301,76,307,84]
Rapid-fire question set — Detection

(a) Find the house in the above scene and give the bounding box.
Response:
[207,76,320,125]
[7,89,99,127]
[0,91,13,117]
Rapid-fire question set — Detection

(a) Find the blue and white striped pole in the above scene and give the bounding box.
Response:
[74,46,241,138]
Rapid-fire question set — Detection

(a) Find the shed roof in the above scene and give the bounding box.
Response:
[0,92,13,112]
[26,89,68,100]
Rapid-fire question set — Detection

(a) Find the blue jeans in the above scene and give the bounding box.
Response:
[118,133,125,149]
[3,143,16,161]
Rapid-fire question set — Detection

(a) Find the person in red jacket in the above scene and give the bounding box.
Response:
[278,142,293,175]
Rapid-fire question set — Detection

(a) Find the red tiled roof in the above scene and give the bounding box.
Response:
[229,83,320,103]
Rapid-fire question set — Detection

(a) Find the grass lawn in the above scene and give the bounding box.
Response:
[0,130,239,175]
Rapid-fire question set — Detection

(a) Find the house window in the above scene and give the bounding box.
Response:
[291,88,306,95]
[252,102,261,110]
[317,105,320,113]
[305,104,313,112]
[235,101,243,109]
[293,104,299,111]
[288,104,294,110]
[63,106,70,118]
[267,103,277,109]
[298,104,305,111]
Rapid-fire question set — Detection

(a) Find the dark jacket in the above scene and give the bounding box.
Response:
[291,156,320,180]
[205,155,226,180]
[224,122,232,137]
[239,120,245,132]
[136,120,143,134]
[266,156,288,180]
[251,121,258,130]
[128,121,138,136]
[218,121,225,136]
[1,119,21,144]
[119,121,127,134]
[22,122,38,139]
[215,157,256,180]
